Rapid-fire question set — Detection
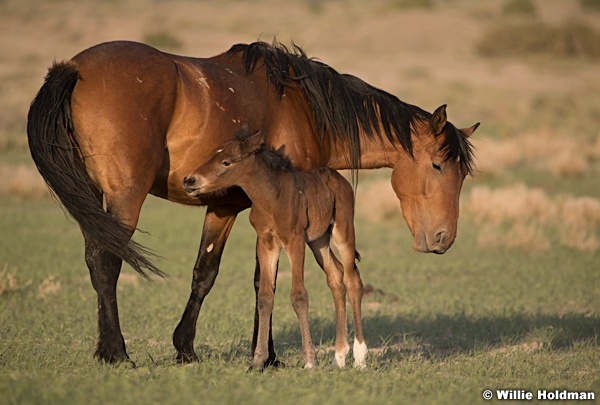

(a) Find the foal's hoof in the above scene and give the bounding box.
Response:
[246,365,264,373]
[265,358,285,369]
[246,357,285,372]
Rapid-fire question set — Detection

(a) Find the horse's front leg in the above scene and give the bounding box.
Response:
[173,203,241,362]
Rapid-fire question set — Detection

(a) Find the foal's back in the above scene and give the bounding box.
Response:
[245,155,354,244]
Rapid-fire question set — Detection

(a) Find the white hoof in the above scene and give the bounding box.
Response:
[331,343,349,368]
[353,339,368,369]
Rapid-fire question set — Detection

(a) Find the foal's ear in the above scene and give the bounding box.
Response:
[431,104,447,135]
[242,128,265,153]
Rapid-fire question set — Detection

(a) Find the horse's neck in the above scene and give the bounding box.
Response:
[325,134,404,170]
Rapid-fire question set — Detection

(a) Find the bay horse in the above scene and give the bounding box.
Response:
[27,39,479,366]
[184,123,367,370]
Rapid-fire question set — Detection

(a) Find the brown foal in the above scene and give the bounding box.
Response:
[184,124,367,370]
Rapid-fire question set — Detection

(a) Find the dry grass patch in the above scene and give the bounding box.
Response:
[477,20,600,59]
[473,130,600,177]
[466,184,600,251]
[356,179,600,251]
[0,163,49,199]
[37,275,61,299]
[0,263,32,295]
[355,180,401,223]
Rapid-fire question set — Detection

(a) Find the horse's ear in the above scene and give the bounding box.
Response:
[431,104,447,135]
[242,128,265,153]
[461,122,480,138]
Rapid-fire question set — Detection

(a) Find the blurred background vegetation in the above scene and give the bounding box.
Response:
[0,2,598,402]
[1,0,599,249]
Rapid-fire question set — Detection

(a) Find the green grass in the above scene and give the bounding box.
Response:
[0,195,598,405]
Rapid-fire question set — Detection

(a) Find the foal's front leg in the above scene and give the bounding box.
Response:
[287,240,316,369]
[251,241,279,368]
[250,237,280,371]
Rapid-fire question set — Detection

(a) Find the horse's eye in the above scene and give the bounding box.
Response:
[432,162,442,172]
[221,160,231,167]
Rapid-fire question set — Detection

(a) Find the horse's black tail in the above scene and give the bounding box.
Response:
[27,61,164,279]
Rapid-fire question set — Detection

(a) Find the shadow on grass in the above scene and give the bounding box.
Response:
[271,311,599,363]
[178,311,598,367]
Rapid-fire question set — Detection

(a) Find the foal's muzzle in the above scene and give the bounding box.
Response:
[183,175,201,196]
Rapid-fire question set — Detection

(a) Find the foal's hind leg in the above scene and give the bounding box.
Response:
[309,233,349,368]
[287,239,316,369]
[332,222,367,368]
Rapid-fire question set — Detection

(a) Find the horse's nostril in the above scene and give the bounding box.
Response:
[435,230,447,245]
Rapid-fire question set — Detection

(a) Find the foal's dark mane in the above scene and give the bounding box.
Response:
[234,126,294,173]
[226,40,475,177]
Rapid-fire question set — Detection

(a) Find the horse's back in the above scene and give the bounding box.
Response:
[66,42,178,193]
[70,41,179,139]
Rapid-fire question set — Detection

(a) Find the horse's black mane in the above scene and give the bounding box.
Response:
[226,40,475,177]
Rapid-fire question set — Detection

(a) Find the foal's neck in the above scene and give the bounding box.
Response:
[236,153,295,210]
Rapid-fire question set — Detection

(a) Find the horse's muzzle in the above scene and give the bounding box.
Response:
[412,229,455,254]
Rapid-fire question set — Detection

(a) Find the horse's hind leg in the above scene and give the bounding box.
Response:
[84,229,128,363]
[83,191,146,364]
[309,233,349,368]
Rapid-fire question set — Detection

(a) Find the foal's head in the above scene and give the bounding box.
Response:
[183,124,265,197]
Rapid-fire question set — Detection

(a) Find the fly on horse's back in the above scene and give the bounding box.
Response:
[183,123,367,370]
[27,39,479,366]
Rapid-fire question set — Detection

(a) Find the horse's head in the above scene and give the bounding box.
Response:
[183,123,264,196]
[390,105,479,254]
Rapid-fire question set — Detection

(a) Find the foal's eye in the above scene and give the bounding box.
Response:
[221,160,231,167]
[432,162,442,172]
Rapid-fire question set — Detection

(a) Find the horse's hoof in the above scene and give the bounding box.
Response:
[176,352,199,364]
[95,349,134,367]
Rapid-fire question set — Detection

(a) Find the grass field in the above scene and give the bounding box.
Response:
[1,0,599,404]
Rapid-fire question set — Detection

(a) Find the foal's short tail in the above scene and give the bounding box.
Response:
[27,62,164,279]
